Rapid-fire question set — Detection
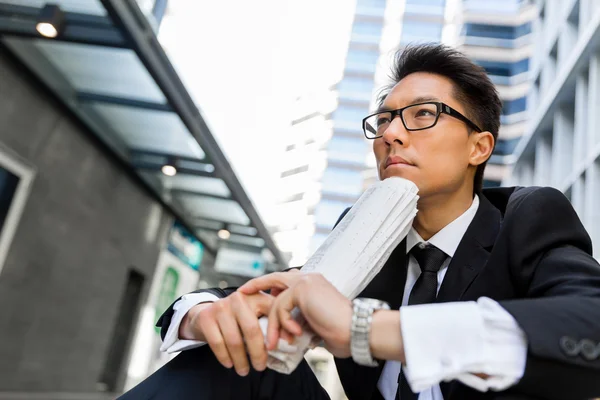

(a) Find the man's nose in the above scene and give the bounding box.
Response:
[382,115,409,145]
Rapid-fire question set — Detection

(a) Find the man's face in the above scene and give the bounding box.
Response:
[372,72,481,199]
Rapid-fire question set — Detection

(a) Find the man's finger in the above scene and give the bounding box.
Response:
[251,292,275,316]
[277,287,302,336]
[266,298,282,351]
[232,296,268,371]
[202,316,233,369]
[238,272,297,295]
[280,328,295,344]
[267,289,302,350]
[217,312,250,376]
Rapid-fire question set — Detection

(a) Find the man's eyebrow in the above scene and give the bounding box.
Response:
[376,96,441,113]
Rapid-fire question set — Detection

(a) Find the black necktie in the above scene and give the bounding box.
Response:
[396,243,447,400]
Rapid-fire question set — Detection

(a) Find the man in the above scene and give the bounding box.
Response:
[121,44,600,400]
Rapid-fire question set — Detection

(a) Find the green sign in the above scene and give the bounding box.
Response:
[154,266,180,333]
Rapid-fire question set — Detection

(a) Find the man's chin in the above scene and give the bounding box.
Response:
[380,169,416,183]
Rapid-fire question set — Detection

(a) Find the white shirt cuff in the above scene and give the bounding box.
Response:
[159,292,220,353]
[400,297,527,393]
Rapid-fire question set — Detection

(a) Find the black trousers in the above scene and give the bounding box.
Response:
[119,346,331,400]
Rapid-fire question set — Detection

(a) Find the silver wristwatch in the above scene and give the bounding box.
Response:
[350,298,390,367]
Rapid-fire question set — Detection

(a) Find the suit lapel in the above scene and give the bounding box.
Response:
[436,194,501,303]
[437,195,501,399]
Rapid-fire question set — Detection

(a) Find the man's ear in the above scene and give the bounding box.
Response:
[469,131,494,167]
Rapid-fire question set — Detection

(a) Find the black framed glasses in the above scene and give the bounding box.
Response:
[362,101,482,139]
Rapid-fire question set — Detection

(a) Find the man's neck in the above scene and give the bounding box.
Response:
[413,190,475,241]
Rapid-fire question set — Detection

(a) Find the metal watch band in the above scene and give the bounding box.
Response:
[350,298,390,367]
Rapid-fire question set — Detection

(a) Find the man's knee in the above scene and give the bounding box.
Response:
[119,346,330,400]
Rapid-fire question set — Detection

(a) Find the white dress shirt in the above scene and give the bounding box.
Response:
[161,195,528,399]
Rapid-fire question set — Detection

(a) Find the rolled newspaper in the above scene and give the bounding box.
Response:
[261,176,419,374]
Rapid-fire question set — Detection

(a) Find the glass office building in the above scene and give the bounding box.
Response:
[282,0,541,261]
[459,0,537,186]
[506,0,600,256]
[310,0,449,253]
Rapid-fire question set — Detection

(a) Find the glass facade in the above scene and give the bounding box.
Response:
[494,137,520,156]
[314,199,350,229]
[352,20,384,37]
[311,0,388,251]
[475,59,530,77]
[327,136,367,164]
[400,20,444,44]
[464,22,532,39]
[345,48,380,73]
[502,96,527,116]
[356,0,387,8]
[338,76,376,97]
[320,168,364,197]
[460,0,535,187]
[405,0,446,16]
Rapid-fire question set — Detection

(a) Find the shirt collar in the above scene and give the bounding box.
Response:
[406,195,480,257]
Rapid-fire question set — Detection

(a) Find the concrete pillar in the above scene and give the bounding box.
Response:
[552,107,574,187]
[573,72,589,168]
[534,133,552,186]
[589,54,600,154]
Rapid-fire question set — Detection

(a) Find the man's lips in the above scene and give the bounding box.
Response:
[385,155,414,168]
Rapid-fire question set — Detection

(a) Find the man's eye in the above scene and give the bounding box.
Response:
[376,118,391,126]
[415,109,435,117]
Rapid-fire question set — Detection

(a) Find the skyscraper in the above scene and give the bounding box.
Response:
[272,89,337,266]
[311,0,451,254]
[277,0,540,265]
[459,0,537,186]
[506,0,600,256]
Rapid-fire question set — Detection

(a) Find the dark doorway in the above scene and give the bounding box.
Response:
[0,167,20,234]
[99,268,145,392]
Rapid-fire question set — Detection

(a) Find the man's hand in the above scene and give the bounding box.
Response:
[179,291,274,376]
[239,272,353,358]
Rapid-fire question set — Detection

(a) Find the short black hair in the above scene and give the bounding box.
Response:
[378,44,502,193]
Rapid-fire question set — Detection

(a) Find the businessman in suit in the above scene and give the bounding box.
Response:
[121,44,600,400]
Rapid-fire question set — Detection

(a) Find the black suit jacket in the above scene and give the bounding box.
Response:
[157,187,600,400]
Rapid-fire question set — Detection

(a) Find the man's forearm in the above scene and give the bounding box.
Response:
[370,310,406,363]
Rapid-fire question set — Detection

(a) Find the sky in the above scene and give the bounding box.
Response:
[158,0,355,223]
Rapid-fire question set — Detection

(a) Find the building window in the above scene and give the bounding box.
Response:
[400,21,443,44]
[0,145,35,275]
[475,58,529,77]
[339,76,375,95]
[356,0,387,8]
[314,199,351,230]
[406,0,445,5]
[327,136,367,164]
[464,22,532,40]
[346,48,380,72]
[321,168,364,197]
[464,0,528,14]
[333,105,370,128]
[502,96,527,116]
[493,137,520,156]
[280,164,309,178]
[352,20,383,37]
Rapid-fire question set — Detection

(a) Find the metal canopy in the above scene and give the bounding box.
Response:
[0,0,287,266]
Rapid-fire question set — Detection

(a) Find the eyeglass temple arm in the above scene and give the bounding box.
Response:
[442,104,482,132]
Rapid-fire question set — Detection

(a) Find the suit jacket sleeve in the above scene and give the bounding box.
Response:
[499,187,600,400]
[155,287,237,341]
[154,264,307,342]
